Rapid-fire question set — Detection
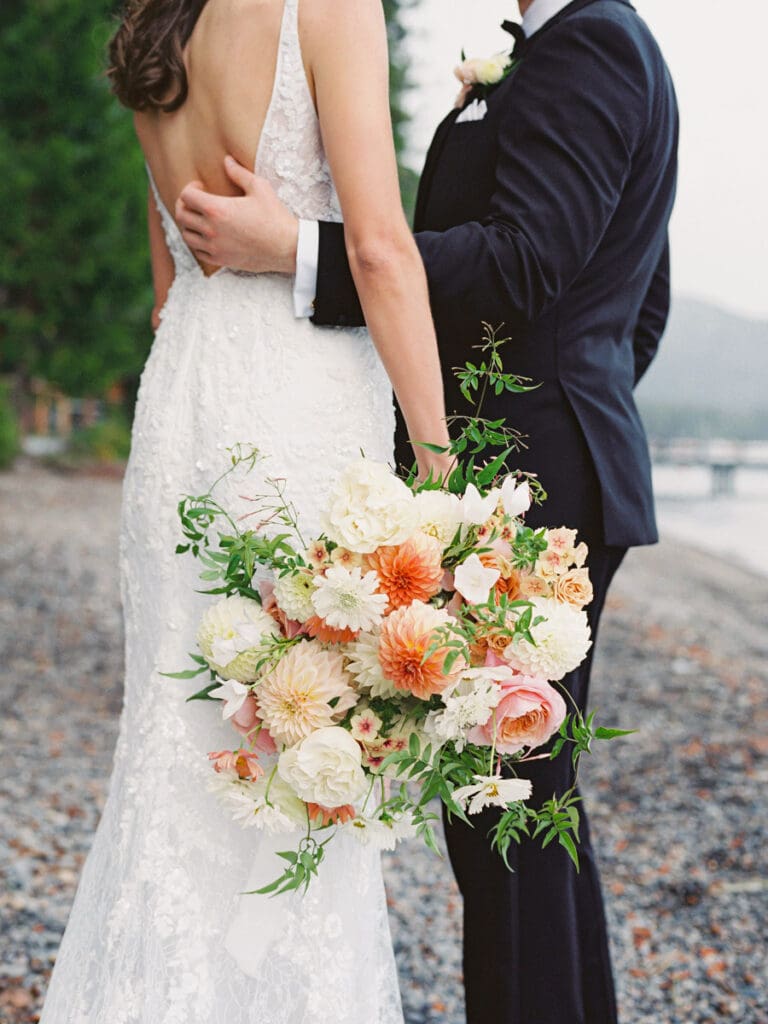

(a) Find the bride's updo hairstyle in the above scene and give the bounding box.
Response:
[108,0,210,112]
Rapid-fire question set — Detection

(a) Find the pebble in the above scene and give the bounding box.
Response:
[1,462,766,1024]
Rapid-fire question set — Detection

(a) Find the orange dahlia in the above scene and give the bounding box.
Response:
[378,601,464,699]
[367,532,444,610]
[304,614,359,644]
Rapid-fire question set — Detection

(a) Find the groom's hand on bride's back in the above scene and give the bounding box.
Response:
[176,155,299,274]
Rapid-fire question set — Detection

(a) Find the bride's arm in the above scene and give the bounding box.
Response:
[303,0,450,472]
[147,188,175,331]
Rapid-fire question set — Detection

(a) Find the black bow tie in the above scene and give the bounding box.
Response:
[501,19,527,58]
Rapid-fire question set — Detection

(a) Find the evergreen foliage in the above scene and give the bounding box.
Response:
[0,0,416,396]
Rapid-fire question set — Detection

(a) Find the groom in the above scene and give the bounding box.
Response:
[177,1,678,1020]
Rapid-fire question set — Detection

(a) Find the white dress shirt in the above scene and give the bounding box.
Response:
[292,0,573,318]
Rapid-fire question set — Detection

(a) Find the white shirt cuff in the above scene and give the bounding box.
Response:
[293,219,320,318]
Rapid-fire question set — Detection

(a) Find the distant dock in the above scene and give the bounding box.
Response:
[651,439,768,497]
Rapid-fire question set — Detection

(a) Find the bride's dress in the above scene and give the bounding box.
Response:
[39,2,403,1021]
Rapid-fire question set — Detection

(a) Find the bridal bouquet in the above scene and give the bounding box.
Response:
[169,327,629,893]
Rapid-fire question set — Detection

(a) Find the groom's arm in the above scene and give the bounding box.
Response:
[312,16,653,334]
[632,240,671,386]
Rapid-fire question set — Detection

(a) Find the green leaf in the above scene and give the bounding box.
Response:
[594,727,637,740]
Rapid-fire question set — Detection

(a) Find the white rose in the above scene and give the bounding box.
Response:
[278,727,368,807]
[414,489,463,547]
[455,52,508,87]
[197,594,278,683]
[323,459,418,554]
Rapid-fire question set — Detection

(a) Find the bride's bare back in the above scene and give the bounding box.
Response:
[135,0,295,237]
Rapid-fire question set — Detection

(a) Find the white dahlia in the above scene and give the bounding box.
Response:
[503,596,592,681]
[311,565,388,632]
[322,459,418,554]
[197,594,278,683]
[413,489,463,547]
[273,570,317,623]
[345,631,399,699]
[278,726,368,807]
[256,641,357,747]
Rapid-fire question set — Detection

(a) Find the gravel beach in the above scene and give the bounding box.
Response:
[1,462,766,1024]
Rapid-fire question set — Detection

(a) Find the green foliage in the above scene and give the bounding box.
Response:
[68,409,132,462]
[0,383,20,469]
[0,0,153,396]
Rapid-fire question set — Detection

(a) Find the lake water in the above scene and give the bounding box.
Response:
[653,465,768,577]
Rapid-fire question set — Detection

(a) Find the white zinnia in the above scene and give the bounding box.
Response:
[501,476,532,518]
[453,775,533,815]
[273,570,317,622]
[311,565,388,632]
[197,594,278,683]
[278,727,368,807]
[460,483,500,527]
[208,774,305,834]
[345,631,399,699]
[414,489,463,547]
[453,552,501,605]
[504,596,592,681]
[323,458,418,554]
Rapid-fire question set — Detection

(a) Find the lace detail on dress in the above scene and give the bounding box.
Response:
[39,0,401,1021]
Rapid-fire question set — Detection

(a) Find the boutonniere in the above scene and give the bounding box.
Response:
[453,49,520,108]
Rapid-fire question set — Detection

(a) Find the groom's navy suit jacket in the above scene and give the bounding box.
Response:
[312,0,678,548]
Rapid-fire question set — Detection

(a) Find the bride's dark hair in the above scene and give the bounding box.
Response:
[107,0,210,113]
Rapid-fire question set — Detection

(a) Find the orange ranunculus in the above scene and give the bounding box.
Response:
[367,532,444,610]
[479,551,523,601]
[378,601,463,699]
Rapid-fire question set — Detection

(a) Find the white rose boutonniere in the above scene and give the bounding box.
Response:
[454,51,510,88]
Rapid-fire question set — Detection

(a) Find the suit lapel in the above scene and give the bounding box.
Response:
[414,107,462,231]
[413,0,636,228]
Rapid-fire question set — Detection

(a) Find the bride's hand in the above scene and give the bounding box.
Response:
[414,448,456,487]
[176,157,299,275]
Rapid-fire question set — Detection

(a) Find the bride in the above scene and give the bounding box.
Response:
[39,0,451,1021]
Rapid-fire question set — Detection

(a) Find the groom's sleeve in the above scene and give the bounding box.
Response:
[311,16,652,334]
[632,240,671,386]
[312,222,366,327]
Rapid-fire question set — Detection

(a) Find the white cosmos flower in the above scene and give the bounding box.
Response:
[504,596,592,681]
[501,476,532,518]
[311,565,388,632]
[207,774,305,834]
[209,678,250,720]
[453,775,533,815]
[343,813,417,850]
[460,484,500,526]
[453,552,500,605]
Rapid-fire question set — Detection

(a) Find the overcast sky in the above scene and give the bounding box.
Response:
[402,0,768,320]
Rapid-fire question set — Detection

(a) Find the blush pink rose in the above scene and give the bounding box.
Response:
[467,673,567,755]
[258,579,306,639]
[231,694,277,755]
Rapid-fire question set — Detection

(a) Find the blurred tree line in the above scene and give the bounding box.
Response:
[0,0,417,402]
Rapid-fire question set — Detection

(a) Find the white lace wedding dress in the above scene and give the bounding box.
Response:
[39,2,403,1021]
